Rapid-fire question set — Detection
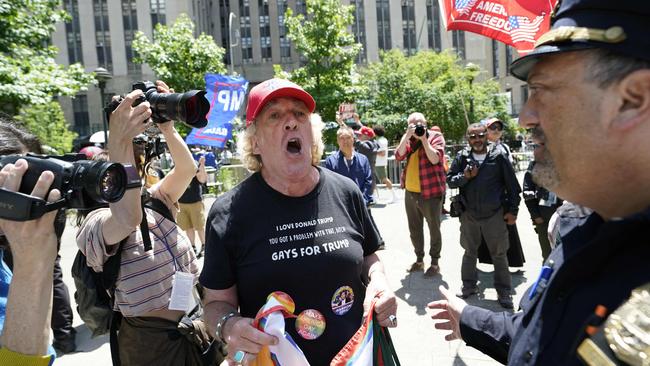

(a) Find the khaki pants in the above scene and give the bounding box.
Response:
[404,191,443,265]
[460,210,511,295]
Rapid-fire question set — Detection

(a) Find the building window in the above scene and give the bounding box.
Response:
[122,0,141,74]
[295,0,306,15]
[259,0,271,62]
[150,0,166,26]
[94,0,113,72]
[63,0,83,65]
[452,30,465,59]
[505,46,514,74]
[352,0,366,63]
[376,0,391,50]
[492,40,499,77]
[278,0,291,62]
[220,0,232,66]
[240,0,253,64]
[402,0,416,55]
[426,0,441,52]
[72,95,90,136]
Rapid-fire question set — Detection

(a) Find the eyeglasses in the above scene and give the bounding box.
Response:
[468,133,486,140]
[488,124,503,131]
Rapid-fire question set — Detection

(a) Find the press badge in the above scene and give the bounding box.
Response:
[169,271,195,311]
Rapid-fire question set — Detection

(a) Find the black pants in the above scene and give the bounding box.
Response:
[52,254,74,342]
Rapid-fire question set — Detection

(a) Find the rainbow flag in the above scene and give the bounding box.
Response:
[251,292,310,366]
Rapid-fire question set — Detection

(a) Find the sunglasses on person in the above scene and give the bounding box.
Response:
[468,133,486,140]
[488,124,503,131]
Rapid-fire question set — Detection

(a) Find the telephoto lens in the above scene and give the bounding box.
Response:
[132,81,210,128]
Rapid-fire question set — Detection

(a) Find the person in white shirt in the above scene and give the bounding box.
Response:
[372,125,396,203]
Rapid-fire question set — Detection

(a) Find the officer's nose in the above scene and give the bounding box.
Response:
[518,102,539,130]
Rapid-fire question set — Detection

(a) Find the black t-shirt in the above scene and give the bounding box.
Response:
[179,176,203,203]
[200,168,381,365]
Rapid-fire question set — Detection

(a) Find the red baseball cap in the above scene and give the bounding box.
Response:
[355,126,375,139]
[245,78,316,127]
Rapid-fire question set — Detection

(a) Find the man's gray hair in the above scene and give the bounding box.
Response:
[584,49,650,87]
[237,113,325,172]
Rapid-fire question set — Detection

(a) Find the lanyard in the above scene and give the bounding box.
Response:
[148,220,182,273]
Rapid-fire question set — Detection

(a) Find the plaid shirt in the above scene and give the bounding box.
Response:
[395,131,446,199]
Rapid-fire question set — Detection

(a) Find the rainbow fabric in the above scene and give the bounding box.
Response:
[251,292,310,366]
[330,300,377,366]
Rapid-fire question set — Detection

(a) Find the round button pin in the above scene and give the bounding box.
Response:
[267,291,296,314]
[331,286,354,316]
[295,309,326,340]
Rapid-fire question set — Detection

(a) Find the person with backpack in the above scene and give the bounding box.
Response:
[76,82,212,365]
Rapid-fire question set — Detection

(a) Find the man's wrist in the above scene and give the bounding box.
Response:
[215,311,239,344]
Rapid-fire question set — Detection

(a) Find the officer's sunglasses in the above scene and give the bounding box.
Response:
[468,133,486,140]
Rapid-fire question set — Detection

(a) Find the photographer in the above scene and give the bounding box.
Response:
[0,121,76,356]
[0,157,60,365]
[76,81,207,365]
[395,112,446,277]
[446,123,521,309]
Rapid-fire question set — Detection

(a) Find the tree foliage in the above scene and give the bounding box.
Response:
[356,50,509,143]
[133,14,227,91]
[0,0,95,115]
[15,101,77,153]
[133,14,227,136]
[276,0,361,121]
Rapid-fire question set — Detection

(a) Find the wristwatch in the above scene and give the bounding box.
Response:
[215,311,238,344]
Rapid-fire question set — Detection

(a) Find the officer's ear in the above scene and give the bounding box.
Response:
[611,69,650,131]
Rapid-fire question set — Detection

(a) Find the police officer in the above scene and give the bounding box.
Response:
[428,1,650,364]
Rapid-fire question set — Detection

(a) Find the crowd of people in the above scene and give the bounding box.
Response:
[1,1,649,365]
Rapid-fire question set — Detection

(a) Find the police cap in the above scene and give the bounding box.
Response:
[510,0,650,80]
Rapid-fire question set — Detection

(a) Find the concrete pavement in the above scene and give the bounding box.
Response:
[54,173,544,365]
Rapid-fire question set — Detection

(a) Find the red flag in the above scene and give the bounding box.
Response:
[439,0,558,54]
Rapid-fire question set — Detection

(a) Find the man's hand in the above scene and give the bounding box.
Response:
[0,159,60,266]
[108,90,152,148]
[154,80,175,132]
[428,285,467,341]
[223,316,278,365]
[533,217,544,225]
[463,165,478,179]
[504,212,517,225]
[363,274,398,328]
[404,123,416,139]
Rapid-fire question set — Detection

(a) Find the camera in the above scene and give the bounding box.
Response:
[0,154,141,221]
[106,81,210,128]
[466,158,479,170]
[414,122,428,137]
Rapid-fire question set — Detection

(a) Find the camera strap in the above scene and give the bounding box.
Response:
[0,189,67,221]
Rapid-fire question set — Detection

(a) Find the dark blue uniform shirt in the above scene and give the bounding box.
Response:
[460,205,650,365]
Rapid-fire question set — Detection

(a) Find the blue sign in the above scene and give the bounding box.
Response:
[185,74,248,148]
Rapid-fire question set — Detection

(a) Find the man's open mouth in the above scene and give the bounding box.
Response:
[287,138,302,154]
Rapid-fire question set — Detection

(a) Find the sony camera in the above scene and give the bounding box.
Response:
[106,81,210,128]
[0,154,141,221]
[414,122,428,137]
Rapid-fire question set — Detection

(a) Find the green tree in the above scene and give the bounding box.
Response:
[357,50,509,142]
[133,13,226,92]
[275,0,362,121]
[15,101,77,153]
[132,13,227,136]
[0,0,95,115]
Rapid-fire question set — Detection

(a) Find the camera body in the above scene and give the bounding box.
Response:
[0,154,141,221]
[105,81,210,128]
[465,158,479,171]
[414,122,428,137]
